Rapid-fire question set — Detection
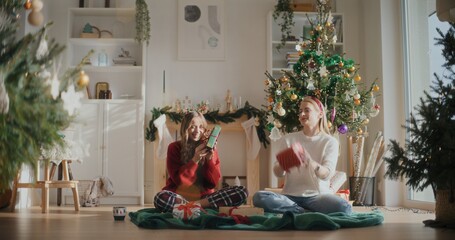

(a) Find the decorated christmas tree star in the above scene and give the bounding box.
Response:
[265,0,381,136]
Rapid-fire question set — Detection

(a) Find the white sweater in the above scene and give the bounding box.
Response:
[276,131,339,196]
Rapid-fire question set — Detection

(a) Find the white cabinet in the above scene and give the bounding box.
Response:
[267,11,344,78]
[63,7,145,205]
[65,101,144,205]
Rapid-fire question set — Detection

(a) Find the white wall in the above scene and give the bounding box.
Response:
[42,0,407,205]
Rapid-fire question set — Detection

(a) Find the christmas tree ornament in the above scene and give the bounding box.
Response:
[277,107,286,116]
[24,0,32,10]
[362,118,370,125]
[269,126,282,141]
[36,31,48,60]
[349,66,356,73]
[61,84,84,116]
[357,128,363,135]
[373,84,380,91]
[338,124,348,134]
[370,108,380,117]
[31,0,43,11]
[354,74,362,81]
[274,119,282,128]
[49,73,60,100]
[77,71,90,87]
[353,93,361,100]
[354,99,361,106]
[254,117,260,127]
[28,10,43,26]
[290,93,298,100]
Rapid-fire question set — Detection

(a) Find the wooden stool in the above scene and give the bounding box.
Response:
[49,160,74,206]
[10,160,80,213]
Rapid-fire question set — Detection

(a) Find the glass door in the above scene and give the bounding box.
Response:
[401,0,450,208]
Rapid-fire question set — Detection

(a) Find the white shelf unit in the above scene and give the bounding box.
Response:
[64,8,145,205]
[267,11,344,78]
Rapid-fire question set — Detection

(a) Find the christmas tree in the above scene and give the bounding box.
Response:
[265,0,380,136]
[0,0,88,191]
[384,23,455,199]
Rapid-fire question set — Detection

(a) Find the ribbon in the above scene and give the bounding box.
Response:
[337,189,350,194]
[218,206,251,225]
[175,202,204,221]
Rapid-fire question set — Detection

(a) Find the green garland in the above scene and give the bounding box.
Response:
[145,102,270,148]
[135,0,151,45]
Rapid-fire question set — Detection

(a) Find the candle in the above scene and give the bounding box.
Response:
[238,96,242,109]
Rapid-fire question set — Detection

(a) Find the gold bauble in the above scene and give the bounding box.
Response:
[354,74,362,81]
[362,118,370,125]
[338,61,344,67]
[276,102,282,108]
[349,66,356,72]
[354,99,361,106]
[343,73,350,78]
[357,128,363,135]
[290,94,298,100]
[373,84,380,92]
[77,70,90,87]
[27,10,43,26]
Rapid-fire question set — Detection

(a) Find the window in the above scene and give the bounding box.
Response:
[402,0,450,206]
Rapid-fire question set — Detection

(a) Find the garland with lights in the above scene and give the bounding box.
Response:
[264,0,381,136]
[146,102,270,148]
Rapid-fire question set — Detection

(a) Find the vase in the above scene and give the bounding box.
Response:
[435,189,455,223]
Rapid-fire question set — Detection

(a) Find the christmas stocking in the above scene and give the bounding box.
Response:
[241,117,261,161]
[153,114,173,159]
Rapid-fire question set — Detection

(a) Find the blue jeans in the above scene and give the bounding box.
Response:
[252,191,352,214]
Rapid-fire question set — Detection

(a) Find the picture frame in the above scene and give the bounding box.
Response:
[178,0,225,61]
[95,82,109,99]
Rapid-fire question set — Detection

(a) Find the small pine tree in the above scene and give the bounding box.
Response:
[0,1,86,191]
[384,23,455,200]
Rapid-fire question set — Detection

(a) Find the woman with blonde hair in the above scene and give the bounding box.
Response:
[154,111,248,212]
[253,96,351,214]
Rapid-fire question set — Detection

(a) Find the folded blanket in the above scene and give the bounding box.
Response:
[129,208,384,231]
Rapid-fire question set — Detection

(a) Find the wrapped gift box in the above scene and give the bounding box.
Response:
[173,202,202,221]
[219,205,264,216]
[335,189,350,202]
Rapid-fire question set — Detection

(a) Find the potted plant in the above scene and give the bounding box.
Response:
[273,0,295,50]
[384,23,455,225]
[135,0,151,45]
